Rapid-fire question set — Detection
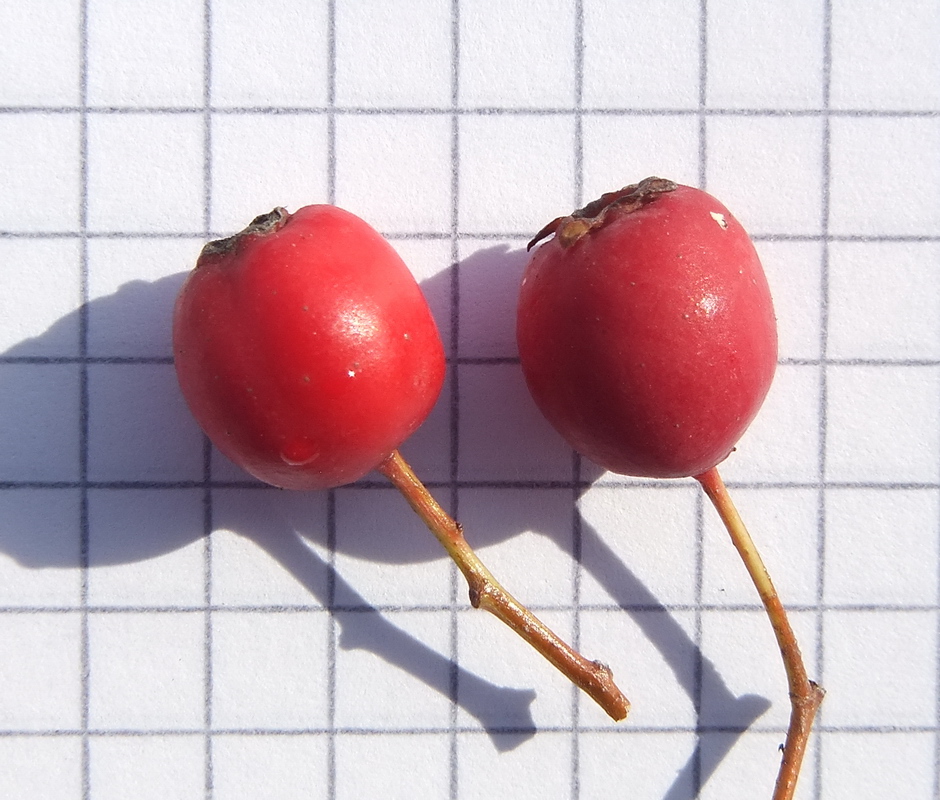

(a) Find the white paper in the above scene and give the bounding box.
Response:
[2,1,939,798]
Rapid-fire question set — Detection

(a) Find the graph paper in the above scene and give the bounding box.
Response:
[2,1,939,798]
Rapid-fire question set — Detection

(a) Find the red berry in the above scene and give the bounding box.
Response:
[516,178,777,479]
[173,205,446,490]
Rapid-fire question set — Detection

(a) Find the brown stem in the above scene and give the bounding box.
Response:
[377,450,630,721]
[696,467,824,800]
[526,176,677,250]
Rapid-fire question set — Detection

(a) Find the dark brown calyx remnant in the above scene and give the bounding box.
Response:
[199,207,291,260]
[527,177,677,251]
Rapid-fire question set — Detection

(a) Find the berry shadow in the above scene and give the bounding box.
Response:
[416,243,772,798]
[0,269,536,750]
[0,247,770,784]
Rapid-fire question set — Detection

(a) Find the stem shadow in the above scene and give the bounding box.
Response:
[242,503,537,751]
[442,243,772,794]
[0,271,536,751]
[576,516,770,797]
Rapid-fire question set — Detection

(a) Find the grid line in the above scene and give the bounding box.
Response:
[2,601,937,616]
[691,3,709,796]
[3,721,936,736]
[4,105,939,118]
[697,0,709,191]
[811,3,834,797]
[570,3,586,797]
[691,488,706,795]
[325,488,338,800]
[6,230,940,244]
[199,3,215,798]
[76,1,91,798]
[8,354,940,369]
[4,721,932,738]
[8,231,940,245]
[448,3,462,799]
[324,4,338,800]
[5,478,940,492]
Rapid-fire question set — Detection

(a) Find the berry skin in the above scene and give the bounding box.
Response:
[173,205,446,490]
[517,178,777,479]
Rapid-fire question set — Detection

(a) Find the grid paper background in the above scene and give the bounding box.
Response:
[2,1,940,798]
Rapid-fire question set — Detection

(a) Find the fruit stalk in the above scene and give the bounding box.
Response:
[378,449,630,721]
[695,467,824,800]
